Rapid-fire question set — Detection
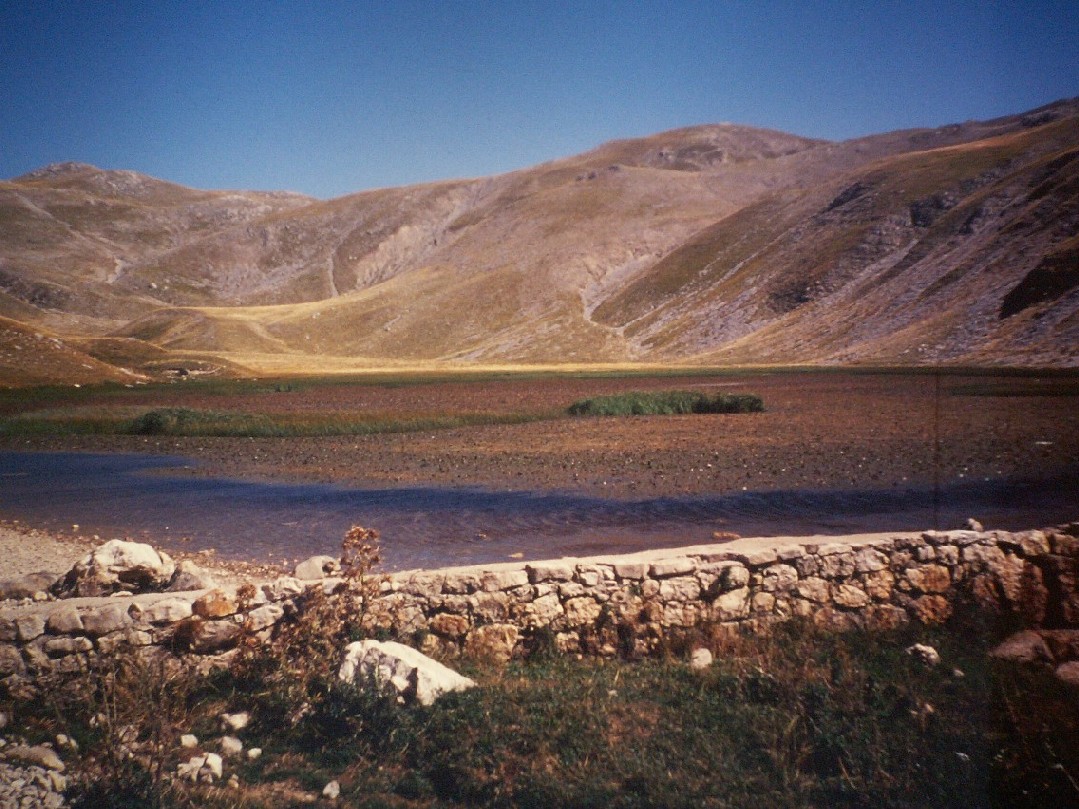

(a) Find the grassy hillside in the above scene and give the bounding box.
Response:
[1,100,1077,385]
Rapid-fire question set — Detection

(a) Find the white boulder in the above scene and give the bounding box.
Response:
[177,752,223,783]
[294,555,340,580]
[339,640,476,706]
[55,539,175,597]
[220,711,250,732]
[220,736,243,757]
[690,648,714,671]
[905,643,942,667]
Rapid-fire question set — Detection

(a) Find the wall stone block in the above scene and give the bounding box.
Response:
[761,564,798,592]
[613,562,648,581]
[527,562,574,583]
[818,552,855,580]
[649,558,696,578]
[854,548,889,573]
[658,577,701,602]
[81,604,131,637]
[45,605,83,634]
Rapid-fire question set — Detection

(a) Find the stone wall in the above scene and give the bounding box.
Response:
[2,524,1077,677]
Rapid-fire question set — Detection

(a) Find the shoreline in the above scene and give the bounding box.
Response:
[0,519,284,584]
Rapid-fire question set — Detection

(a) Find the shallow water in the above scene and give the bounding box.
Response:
[1,450,1076,571]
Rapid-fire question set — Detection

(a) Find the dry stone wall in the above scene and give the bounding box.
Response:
[2,524,1077,678]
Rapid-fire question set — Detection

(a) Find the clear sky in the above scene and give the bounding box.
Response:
[2,0,1077,199]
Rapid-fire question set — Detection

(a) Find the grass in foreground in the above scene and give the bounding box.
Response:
[11,612,1079,808]
[568,390,764,416]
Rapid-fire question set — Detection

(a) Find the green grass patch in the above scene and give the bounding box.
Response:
[568,390,764,416]
[21,614,1079,808]
[0,406,547,438]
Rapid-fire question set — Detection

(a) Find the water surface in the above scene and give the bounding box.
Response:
[1,451,1075,571]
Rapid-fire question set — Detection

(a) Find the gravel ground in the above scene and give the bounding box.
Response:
[0,522,91,580]
[0,521,278,584]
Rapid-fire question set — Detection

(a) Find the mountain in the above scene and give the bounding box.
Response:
[2,99,1077,383]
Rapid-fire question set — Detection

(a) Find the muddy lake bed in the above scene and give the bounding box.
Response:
[1,369,1076,571]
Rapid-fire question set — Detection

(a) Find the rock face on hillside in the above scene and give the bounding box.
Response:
[1,98,1077,382]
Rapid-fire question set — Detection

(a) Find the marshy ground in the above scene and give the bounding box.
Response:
[2,368,1076,503]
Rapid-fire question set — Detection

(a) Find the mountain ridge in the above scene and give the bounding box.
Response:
[2,99,1078,384]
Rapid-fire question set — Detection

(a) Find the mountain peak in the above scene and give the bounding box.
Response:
[13,161,100,181]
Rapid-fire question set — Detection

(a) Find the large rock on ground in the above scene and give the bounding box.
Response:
[339,640,475,706]
[54,539,175,597]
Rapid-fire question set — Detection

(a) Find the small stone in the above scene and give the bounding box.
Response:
[247,747,262,761]
[203,752,223,780]
[689,648,713,671]
[1055,661,1079,688]
[965,518,984,532]
[3,744,65,771]
[48,770,67,792]
[323,779,341,800]
[55,734,78,752]
[180,734,198,749]
[221,711,250,732]
[0,571,59,601]
[906,643,941,667]
[220,735,243,757]
[228,773,240,789]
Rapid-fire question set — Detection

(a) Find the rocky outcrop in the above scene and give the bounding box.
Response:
[1,523,1076,679]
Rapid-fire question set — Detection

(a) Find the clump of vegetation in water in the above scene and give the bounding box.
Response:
[568,390,764,416]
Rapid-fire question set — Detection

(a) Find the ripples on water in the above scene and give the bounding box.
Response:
[1,451,1076,571]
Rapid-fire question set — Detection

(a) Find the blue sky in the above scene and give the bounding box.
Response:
[2,1,1077,198]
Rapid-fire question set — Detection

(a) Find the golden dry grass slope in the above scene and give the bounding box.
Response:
[1,99,1077,383]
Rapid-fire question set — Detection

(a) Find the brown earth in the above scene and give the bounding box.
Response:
[4,372,1076,502]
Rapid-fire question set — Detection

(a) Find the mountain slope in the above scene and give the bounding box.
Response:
[1,99,1077,383]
